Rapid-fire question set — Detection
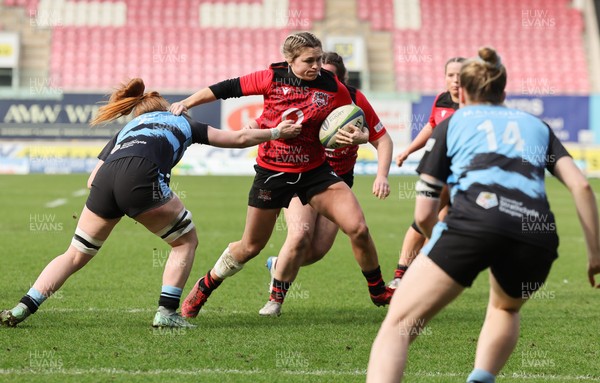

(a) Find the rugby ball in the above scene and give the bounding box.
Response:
[319,105,366,149]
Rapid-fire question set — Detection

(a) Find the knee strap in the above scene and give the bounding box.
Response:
[71,227,104,256]
[155,209,195,243]
[410,221,423,235]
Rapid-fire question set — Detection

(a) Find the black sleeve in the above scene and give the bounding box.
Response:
[208,78,243,100]
[98,133,119,161]
[545,124,571,174]
[416,117,451,183]
[184,114,210,145]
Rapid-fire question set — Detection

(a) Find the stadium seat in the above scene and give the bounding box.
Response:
[1,0,578,93]
[392,0,589,94]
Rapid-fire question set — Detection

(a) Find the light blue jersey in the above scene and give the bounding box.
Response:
[417,105,570,248]
[98,112,209,195]
[99,112,209,175]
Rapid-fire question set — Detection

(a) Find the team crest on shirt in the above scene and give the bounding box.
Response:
[257,189,272,201]
[312,92,329,107]
[476,192,498,209]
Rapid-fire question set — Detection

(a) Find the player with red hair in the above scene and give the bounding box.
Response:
[0,78,301,328]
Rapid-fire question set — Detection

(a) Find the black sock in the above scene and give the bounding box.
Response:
[20,295,39,314]
[158,286,182,311]
[362,266,386,295]
[199,270,222,295]
[270,278,292,303]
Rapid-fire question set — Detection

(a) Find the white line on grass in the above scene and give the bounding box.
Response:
[0,368,599,381]
[42,307,250,315]
[44,308,154,313]
[44,189,88,208]
[44,199,68,208]
[71,189,88,197]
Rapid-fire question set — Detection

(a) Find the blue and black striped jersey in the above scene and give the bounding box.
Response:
[98,111,209,181]
[417,105,570,248]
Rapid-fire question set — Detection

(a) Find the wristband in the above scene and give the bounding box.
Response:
[270,128,281,139]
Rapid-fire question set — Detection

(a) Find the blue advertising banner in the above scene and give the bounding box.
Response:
[504,96,589,143]
[411,95,589,143]
[409,95,435,140]
[0,93,221,138]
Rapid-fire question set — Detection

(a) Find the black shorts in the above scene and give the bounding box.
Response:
[338,170,354,188]
[248,162,343,209]
[86,157,172,219]
[422,224,557,298]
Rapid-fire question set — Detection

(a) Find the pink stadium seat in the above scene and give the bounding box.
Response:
[43,0,308,90]
[41,0,589,93]
[392,0,589,94]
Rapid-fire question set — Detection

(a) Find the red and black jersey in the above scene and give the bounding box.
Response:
[210,62,353,173]
[326,85,387,175]
[428,91,459,129]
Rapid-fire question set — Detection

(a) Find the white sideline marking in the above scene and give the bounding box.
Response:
[0,368,599,381]
[44,308,153,313]
[44,189,87,208]
[44,199,67,208]
[71,189,88,197]
[42,307,249,315]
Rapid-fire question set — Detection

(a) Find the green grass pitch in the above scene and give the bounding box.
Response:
[0,174,599,382]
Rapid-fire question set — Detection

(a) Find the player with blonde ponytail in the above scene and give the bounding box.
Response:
[367,47,600,382]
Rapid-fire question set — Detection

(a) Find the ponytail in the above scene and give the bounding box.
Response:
[91,78,169,125]
[460,47,507,105]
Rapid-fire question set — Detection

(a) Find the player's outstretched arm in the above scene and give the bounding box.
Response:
[370,132,393,199]
[170,88,218,116]
[397,123,433,167]
[552,156,600,287]
[206,120,301,148]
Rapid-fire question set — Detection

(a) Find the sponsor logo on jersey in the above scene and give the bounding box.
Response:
[476,192,499,209]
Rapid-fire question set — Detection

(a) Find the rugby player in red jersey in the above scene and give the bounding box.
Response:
[169,32,394,318]
[257,51,394,316]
